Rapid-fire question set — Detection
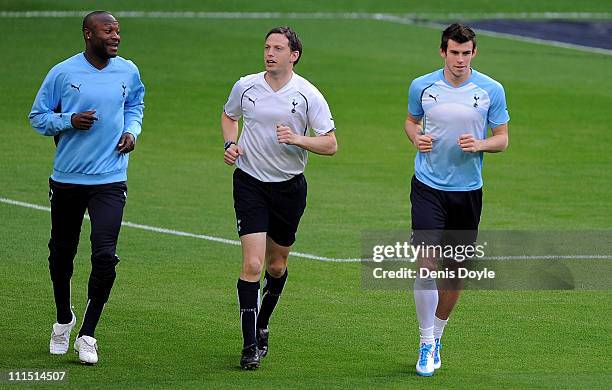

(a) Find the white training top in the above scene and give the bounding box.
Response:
[224,71,335,182]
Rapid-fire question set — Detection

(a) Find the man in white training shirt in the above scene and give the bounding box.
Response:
[221,26,337,370]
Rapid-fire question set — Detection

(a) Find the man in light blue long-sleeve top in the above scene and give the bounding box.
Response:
[29,10,144,365]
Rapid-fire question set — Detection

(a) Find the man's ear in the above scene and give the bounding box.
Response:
[290,51,300,64]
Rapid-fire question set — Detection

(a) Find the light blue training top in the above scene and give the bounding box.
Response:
[408,68,509,191]
[29,53,145,185]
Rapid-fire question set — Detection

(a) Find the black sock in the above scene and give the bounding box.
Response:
[78,299,105,337]
[237,279,260,349]
[256,269,288,330]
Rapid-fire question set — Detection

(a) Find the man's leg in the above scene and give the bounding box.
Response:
[414,255,439,344]
[413,255,439,377]
[435,290,460,320]
[238,233,266,346]
[237,232,266,369]
[432,263,462,370]
[256,173,306,357]
[256,237,289,331]
[48,180,87,354]
[410,176,446,376]
[78,183,126,340]
[435,188,482,324]
[255,237,290,358]
[48,181,87,323]
[411,177,445,342]
[432,188,482,369]
[435,252,464,320]
[232,169,271,369]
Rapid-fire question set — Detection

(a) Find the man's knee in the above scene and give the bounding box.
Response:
[91,241,119,262]
[266,255,288,277]
[414,275,437,290]
[48,239,78,280]
[243,256,264,277]
[48,239,78,262]
[437,275,463,291]
[266,240,289,277]
[88,255,120,302]
[91,254,119,276]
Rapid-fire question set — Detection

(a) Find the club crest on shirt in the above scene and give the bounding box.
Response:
[473,94,480,107]
[122,82,126,98]
[291,99,298,113]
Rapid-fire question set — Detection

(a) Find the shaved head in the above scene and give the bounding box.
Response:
[82,11,115,31]
[82,10,121,66]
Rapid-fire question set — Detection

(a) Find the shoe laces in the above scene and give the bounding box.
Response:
[80,339,97,354]
[418,343,433,366]
[243,344,257,354]
[435,339,442,355]
[51,331,68,344]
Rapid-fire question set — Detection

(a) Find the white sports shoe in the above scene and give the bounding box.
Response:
[49,312,76,354]
[415,342,435,376]
[433,338,442,369]
[74,335,98,365]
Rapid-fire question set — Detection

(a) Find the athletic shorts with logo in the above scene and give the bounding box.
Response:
[233,168,307,247]
[410,175,482,249]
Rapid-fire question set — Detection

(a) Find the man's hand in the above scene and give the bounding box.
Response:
[224,144,242,165]
[117,133,135,153]
[458,133,482,153]
[415,134,434,153]
[71,110,98,130]
[276,125,300,145]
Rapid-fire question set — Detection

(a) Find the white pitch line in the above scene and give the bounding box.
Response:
[456,28,612,56]
[2,197,611,262]
[120,221,362,262]
[369,15,612,56]
[1,11,610,55]
[0,197,361,263]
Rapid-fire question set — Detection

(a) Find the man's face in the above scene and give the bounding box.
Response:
[86,14,120,59]
[440,39,477,79]
[264,33,299,74]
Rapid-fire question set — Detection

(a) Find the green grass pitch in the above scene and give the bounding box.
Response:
[1,1,611,388]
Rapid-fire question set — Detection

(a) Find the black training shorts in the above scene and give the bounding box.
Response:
[410,175,482,247]
[233,168,307,247]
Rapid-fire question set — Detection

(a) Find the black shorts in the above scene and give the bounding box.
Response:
[410,175,482,248]
[233,169,307,247]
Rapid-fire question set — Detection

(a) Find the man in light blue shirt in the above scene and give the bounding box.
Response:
[404,23,509,376]
[29,11,144,365]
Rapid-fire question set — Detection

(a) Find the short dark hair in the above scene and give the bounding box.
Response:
[441,23,477,52]
[82,10,112,31]
[265,26,303,65]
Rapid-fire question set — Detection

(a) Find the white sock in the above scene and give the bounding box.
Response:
[434,316,448,340]
[419,326,435,345]
[414,276,438,345]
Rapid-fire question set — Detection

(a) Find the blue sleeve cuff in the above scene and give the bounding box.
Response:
[123,129,139,141]
[60,112,75,130]
[409,112,423,119]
